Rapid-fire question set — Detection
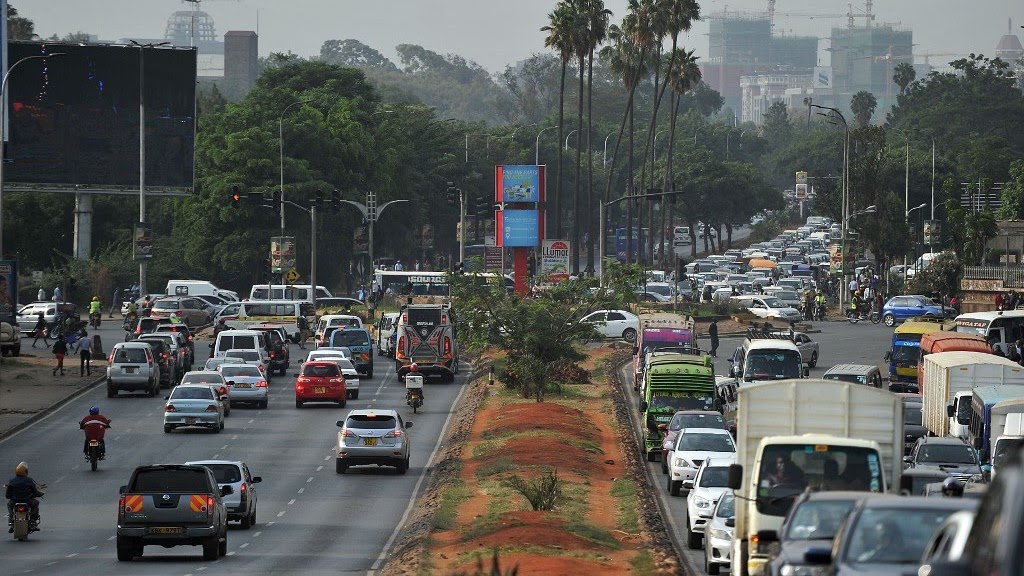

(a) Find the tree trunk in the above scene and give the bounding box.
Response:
[572,55,585,275]
[666,92,680,271]
[689,221,698,258]
[626,100,634,265]
[726,223,734,248]
[586,49,595,276]
[555,59,566,240]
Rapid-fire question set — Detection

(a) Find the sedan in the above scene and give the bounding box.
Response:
[184,460,262,528]
[163,384,225,433]
[294,361,346,408]
[733,295,803,323]
[635,290,672,303]
[579,309,639,343]
[881,295,950,327]
[704,491,735,574]
[180,370,231,417]
[791,332,820,368]
[336,409,412,474]
[217,363,269,409]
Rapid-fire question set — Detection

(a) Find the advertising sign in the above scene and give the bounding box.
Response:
[0,259,16,323]
[133,223,152,260]
[270,236,296,273]
[419,224,434,249]
[795,183,808,199]
[923,220,941,245]
[615,228,646,262]
[484,247,503,270]
[495,165,544,203]
[541,239,570,282]
[497,210,540,247]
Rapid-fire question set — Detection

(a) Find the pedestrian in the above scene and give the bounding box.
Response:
[52,335,68,376]
[709,319,720,358]
[356,286,366,303]
[31,312,49,348]
[995,292,1004,311]
[848,278,859,299]
[76,330,93,377]
[37,287,46,302]
[414,260,421,271]
[394,260,404,271]
[297,315,310,349]
[52,285,63,303]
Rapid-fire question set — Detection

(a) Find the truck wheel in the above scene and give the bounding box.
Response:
[352,391,359,400]
[202,536,219,560]
[164,425,172,433]
[338,399,347,408]
[116,538,135,561]
[218,535,228,556]
[107,384,117,398]
[295,400,303,408]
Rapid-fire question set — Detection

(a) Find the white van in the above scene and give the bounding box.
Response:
[165,280,238,301]
[215,300,314,340]
[673,226,692,246]
[375,312,400,356]
[212,329,268,365]
[249,284,332,301]
[314,314,364,345]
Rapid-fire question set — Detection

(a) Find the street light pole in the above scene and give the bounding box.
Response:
[340,193,408,323]
[279,100,308,247]
[811,104,851,308]
[535,126,557,166]
[891,127,911,284]
[0,52,64,259]
[603,131,615,169]
[130,41,168,294]
[564,129,578,152]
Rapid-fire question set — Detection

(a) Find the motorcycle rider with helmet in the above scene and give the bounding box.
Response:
[6,462,43,532]
[89,296,102,326]
[941,477,964,498]
[80,406,112,459]
[406,363,424,401]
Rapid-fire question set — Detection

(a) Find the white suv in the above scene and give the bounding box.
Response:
[668,428,736,497]
[185,460,262,529]
[732,295,802,323]
[684,456,736,550]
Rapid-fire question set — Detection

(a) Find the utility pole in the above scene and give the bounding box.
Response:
[340,192,408,323]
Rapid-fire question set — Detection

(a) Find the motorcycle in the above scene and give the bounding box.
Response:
[405,374,424,413]
[86,439,103,471]
[815,302,827,321]
[90,312,102,329]
[847,305,881,324]
[7,489,43,541]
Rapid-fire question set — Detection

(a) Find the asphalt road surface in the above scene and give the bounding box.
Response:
[622,320,896,575]
[2,332,470,575]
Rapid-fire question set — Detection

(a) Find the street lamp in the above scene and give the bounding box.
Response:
[564,129,578,151]
[603,131,615,169]
[339,192,408,322]
[535,125,557,165]
[279,100,310,246]
[509,122,538,143]
[653,129,667,165]
[0,52,65,260]
[811,103,851,307]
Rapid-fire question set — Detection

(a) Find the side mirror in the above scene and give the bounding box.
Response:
[946,405,955,418]
[219,395,229,401]
[725,517,735,528]
[727,463,743,489]
[119,485,128,494]
[803,547,832,566]
[220,485,233,496]
[292,373,301,378]
[406,422,414,428]
[683,480,694,490]
[639,401,648,412]
[336,420,345,427]
[251,476,262,484]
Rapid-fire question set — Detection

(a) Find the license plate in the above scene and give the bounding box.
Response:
[125,367,137,373]
[149,527,183,534]
[89,440,100,446]
[186,417,197,425]
[234,383,252,389]
[314,387,326,394]
[363,437,378,446]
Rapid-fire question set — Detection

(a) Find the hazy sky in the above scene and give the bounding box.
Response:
[22,0,1024,72]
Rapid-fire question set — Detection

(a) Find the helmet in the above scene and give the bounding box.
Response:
[90,406,99,415]
[410,363,419,373]
[92,296,99,301]
[941,477,964,497]
[219,318,226,324]
[15,462,28,476]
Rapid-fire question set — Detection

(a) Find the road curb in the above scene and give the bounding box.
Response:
[0,375,106,441]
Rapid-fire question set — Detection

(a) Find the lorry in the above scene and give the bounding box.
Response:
[393,302,458,381]
[967,385,1024,465]
[632,315,695,392]
[726,379,903,576]
[920,352,1024,438]
[639,350,717,461]
[989,401,1024,479]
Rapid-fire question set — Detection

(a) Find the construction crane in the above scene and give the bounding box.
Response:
[767,0,875,32]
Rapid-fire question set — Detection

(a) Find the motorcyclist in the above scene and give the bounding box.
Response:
[80,406,111,459]
[6,462,43,531]
[814,291,826,320]
[89,296,102,318]
[141,295,154,315]
[941,477,964,498]
[406,363,424,401]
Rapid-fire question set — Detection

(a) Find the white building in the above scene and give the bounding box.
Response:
[739,73,812,125]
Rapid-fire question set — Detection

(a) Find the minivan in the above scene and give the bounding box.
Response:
[212,329,268,364]
[822,364,884,388]
[328,328,374,378]
[107,342,161,397]
[216,300,314,341]
[314,314,364,345]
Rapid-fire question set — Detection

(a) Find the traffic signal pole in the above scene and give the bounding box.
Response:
[339,191,408,323]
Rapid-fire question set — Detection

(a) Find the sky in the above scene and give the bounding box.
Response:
[21,0,1024,73]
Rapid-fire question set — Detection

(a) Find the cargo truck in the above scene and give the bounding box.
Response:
[990,401,1024,479]
[967,385,1024,465]
[639,350,717,461]
[632,315,695,391]
[726,380,903,576]
[920,352,1024,438]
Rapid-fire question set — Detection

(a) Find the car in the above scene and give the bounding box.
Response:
[732,295,803,323]
[766,491,864,576]
[789,331,819,368]
[762,288,803,311]
[335,409,412,474]
[659,410,728,474]
[899,467,952,496]
[898,393,927,455]
[579,309,640,343]
[881,295,950,327]
[704,491,735,574]
[163,383,226,433]
[683,456,736,549]
[133,336,178,388]
[821,364,883,388]
[150,296,213,327]
[303,348,353,363]
[16,301,78,337]
[152,323,196,366]
[249,325,290,376]
[184,460,262,529]
[905,437,983,482]
[667,428,736,497]
[206,348,268,376]
[801,494,976,575]
[106,342,161,397]
[131,317,171,340]
[217,363,269,408]
[138,332,188,378]
[635,289,672,303]
[327,327,374,378]
[1,321,21,356]
[179,370,231,417]
[294,360,347,408]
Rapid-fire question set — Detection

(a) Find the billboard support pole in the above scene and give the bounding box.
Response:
[513,248,528,296]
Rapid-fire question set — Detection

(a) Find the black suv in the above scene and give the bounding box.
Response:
[135,337,177,388]
[905,436,983,482]
[252,326,289,376]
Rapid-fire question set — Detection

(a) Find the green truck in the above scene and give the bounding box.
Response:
[640,351,718,461]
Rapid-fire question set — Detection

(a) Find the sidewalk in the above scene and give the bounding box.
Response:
[0,351,105,439]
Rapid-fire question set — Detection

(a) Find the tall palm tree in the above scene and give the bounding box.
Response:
[892,62,916,96]
[662,48,700,264]
[582,0,611,275]
[850,90,878,127]
[542,2,576,240]
[569,0,589,275]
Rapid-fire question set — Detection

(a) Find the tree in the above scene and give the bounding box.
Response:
[998,159,1024,220]
[319,39,398,71]
[761,101,792,148]
[7,4,34,40]
[542,2,577,241]
[943,198,998,265]
[850,91,877,127]
[892,62,916,96]
[581,0,612,275]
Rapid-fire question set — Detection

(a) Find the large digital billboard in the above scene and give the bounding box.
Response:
[495,165,544,203]
[497,210,539,247]
[5,42,197,189]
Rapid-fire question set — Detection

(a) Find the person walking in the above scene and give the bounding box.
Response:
[31,312,49,348]
[709,319,720,358]
[297,315,310,349]
[52,335,68,376]
[76,330,93,377]
[37,287,46,302]
[52,285,63,303]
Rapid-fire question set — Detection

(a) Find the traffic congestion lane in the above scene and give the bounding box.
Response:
[625,320,896,574]
[1,338,470,575]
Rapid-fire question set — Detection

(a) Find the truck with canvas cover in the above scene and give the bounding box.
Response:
[920,352,1024,438]
[393,302,458,381]
[632,315,695,392]
[726,379,903,576]
[639,351,717,461]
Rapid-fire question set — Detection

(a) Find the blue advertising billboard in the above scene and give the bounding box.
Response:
[498,210,540,247]
[495,165,544,203]
[615,228,647,262]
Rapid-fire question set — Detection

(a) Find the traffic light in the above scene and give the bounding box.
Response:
[272,190,282,211]
[230,185,241,207]
[331,189,341,213]
[477,195,492,217]
[314,188,324,209]
[446,182,458,207]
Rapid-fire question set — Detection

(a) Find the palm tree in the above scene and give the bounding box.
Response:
[569,0,589,275]
[542,2,577,240]
[582,0,611,275]
[892,62,916,96]
[850,90,878,127]
[662,48,700,262]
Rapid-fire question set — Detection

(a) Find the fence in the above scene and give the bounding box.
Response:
[963,266,1024,288]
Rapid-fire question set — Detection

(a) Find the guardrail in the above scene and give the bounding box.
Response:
[963,266,1024,288]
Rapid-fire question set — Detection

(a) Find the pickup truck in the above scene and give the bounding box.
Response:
[116,464,232,561]
[0,321,20,357]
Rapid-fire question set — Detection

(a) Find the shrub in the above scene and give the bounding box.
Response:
[500,470,561,511]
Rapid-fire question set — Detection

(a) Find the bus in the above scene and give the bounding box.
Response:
[886,319,950,392]
[373,271,449,298]
[249,284,332,301]
[954,310,1024,356]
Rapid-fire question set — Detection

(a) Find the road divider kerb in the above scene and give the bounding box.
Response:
[0,373,107,443]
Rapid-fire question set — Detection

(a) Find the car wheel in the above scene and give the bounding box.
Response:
[218,536,227,557]
[202,536,219,560]
[164,425,172,433]
[884,313,896,327]
[335,460,347,474]
[685,512,702,549]
[661,458,668,475]
[116,537,135,561]
[705,543,720,575]
[623,328,637,343]
[259,399,268,409]
[224,406,230,417]
[668,478,681,497]
[339,399,347,408]
[295,400,303,408]
[107,383,117,398]
[808,351,818,369]
[353,391,359,400]
[397,458,408,475]
[219,418,225,430]
[249,508,256,527]
[367,370,373,379]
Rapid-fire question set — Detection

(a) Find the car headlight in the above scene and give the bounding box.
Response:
[780,565,830,576]
[694,496,710,508]
[674,457,691,468]
[709,528,731,541]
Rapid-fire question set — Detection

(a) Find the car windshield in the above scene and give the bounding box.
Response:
[761,298,785,308]
[220,335,256,350]
[303,363,340,377]
[993,438,1024,468]
[784,500,856,541]
[889,345,919,364]
[823,373,869,385]
[170,387,214,400]
[649,391,716,412]
[917,444,977,464]
[346,414,398,430]
[669,413,726,431]
[132,468,210,492]
[844,508,956,564]
[331,331,369,347]
[329,317,361,328]
[744,349,803,381]
[699,467,730,487]
[677,433,735,453]
[755,445,883,517]
[717,493,735,517]
[181,374,223,385]
[220,366,262,378]
[115,348,148,363]
[775,291,799,301]
[200,464,242,484]
[903,404,923,425]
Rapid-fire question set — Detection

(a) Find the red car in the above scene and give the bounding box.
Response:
[294,361,347,408]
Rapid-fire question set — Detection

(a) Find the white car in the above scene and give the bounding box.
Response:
[667,428,736,497]
[301,350,360,399]
[704,491,735,574]
[216,363,269,409]
[579,309,639,343]
[163,384,225,433]
[684,456,736,550]
[732,295,802,323]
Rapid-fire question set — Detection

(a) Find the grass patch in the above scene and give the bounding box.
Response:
[472,436,506,459]
[590,364,607,381]
[565,521,620,549]
[476,456,515,478]
[610,479,640,533]
[432,476,471,531]
[628,550,657,575]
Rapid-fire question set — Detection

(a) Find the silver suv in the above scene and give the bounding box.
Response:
[107,342,161,397]
[185,460,261,529]
[335,409,412,474]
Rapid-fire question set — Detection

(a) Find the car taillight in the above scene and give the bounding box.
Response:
[108,353,115,363]
[269,352,275,359]
[206,404,219,412]
[341,429,356,437]
[256,380,268,387]
[329,377,343,384]
[118,495,125,518]
[165,404,176,412]
[384,429,403,438]
[297,377,311,383]
[444,337,451,354]
[207,496,215,516]
[162,353,168,359]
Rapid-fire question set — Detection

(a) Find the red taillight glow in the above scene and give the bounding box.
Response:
[165,404,177,412]
[397,337,404,356]
[444,338,451,354]
[384,429,403,438]
[256,380,268,387]
[329,377,343,384]
[205,404,219,412]
[297,377,311,383]
[341,429,356,437]
[207,496,215,515]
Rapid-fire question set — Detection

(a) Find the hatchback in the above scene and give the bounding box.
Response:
[184,460,262,529]
[704,491,735,575]
[881,295,949,326]
[106,342,161,397]
[163,384,225,433]
[217,363,269,409]
[335,409,412,474]
[295,361,346,408]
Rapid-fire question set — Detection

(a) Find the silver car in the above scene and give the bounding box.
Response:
[180,370,231,416]
[216,363,269,408]
[185,460,262,529]
[336,409,412,474]
[107,342,161,397]
[163,384,225,433]
[206,348,269,376]
[703,492,735,574]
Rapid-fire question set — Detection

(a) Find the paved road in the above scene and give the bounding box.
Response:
[1,334,469,575]
[621,320,896,575]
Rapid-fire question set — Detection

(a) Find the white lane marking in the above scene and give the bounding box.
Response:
[288,499,295,505]
[239,542,249,549]
[146,413,153,417]
[66,553,78,558]
[306,476,314,483]
[113,437,121,441]
[53,475,66,484]
[315,465,323,472]
[226,552,236,556]
[267,521,275,526]
[124,429,131,433]
[231,434,238,440]
[45,562,57,566]
[253,531,262,537]
[247,419,254,424]
[89,546,98,550]
[107,535,116,541]
[276,511,285,517]
[369,368,472,573]
[197,568,207,572]
[324,456,331,461]
[212,454,219,459]
[297,488,304,494]
[220,445,228,450]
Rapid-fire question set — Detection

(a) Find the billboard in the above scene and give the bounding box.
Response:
[6,42,197,189]
[270,236,296,273]
[495,165,544,203]
[615,228,646,262]
[496,210,540,247]
[814,66,833,88]
[541,239,570,282]
[133,224,152,260]
[923,220,941,245]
